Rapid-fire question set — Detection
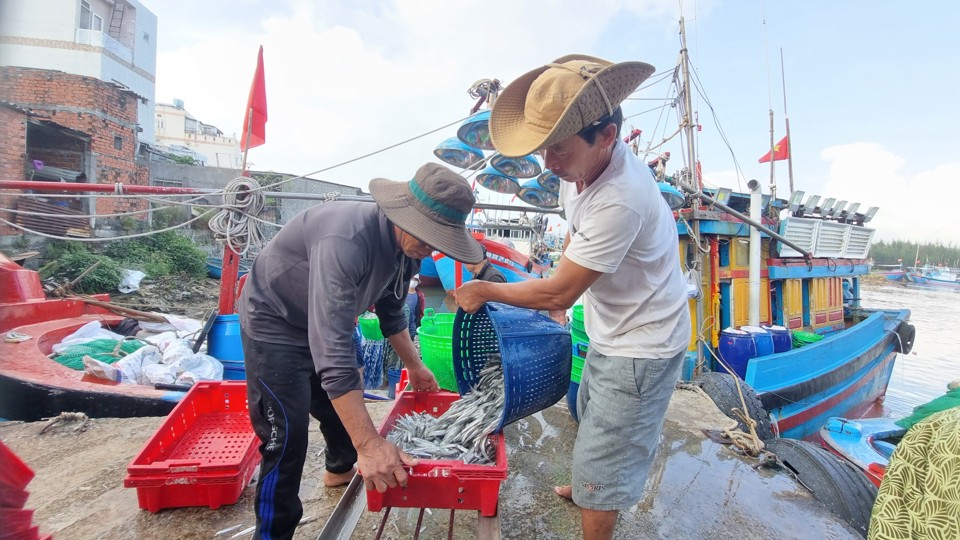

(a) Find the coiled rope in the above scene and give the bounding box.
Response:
[207,177,265,256]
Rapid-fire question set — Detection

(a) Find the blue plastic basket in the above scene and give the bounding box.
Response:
[453,303,572,431]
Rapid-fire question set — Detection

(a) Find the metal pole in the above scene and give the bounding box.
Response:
[780,49,795,195]
[748,180,761,325]
[679,17,705,369]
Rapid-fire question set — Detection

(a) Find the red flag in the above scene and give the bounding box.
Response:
[758,135,789,163]
[241,46,267,150]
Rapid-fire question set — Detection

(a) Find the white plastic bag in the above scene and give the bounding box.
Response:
[118,269,146,293]
[176,352,224,382]
[52,321,126,354]
[81,345,163,385]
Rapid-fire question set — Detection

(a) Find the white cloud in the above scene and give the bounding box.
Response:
[819,143,960,245]
[152,0,682,193]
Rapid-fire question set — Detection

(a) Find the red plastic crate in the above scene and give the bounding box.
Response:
[0,486,29,509]
[0,508,34,534]
[0,525,39,540]
[365,390,507,517]
[123,381,261,512]
[0,441,35,492]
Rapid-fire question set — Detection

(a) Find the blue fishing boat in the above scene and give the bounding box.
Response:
[417,255,441,287]
[206,256,251,280]
[679,186,914,441]
[432,233,549,291]
[819,416,904,488]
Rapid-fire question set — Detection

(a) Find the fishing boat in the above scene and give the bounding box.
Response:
[637,20,919,443]
[903,265,960,290]
[206,255,251,279]
[872,264,906,282]
[0,254,185,421]
[819,416,904,487]
[417,256,441,287]
[431,232,551,291]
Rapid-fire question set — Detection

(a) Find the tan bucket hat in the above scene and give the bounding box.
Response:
[490,54,655,157]
[370,163,484,264]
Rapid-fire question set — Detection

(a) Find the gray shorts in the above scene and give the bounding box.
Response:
[572,347,684,511]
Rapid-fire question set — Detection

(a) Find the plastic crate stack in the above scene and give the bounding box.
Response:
[123,381,261,512]
[566,305,589,422]
[0,440,52,540]
[417,309,458,391]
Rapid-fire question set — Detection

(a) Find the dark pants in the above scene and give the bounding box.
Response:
[242,333,357,540]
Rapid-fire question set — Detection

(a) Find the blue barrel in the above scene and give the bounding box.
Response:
[762,325,793,353]
[566,380,580,423]
[453,303,572,431]
[741,325,775,357]
[718,327,757,379]
[207,314,245,380]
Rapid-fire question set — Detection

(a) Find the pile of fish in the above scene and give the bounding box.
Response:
[387,355,504,464]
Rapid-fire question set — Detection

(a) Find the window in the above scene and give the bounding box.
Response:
[114,136,123,150]
[79,1,103,31]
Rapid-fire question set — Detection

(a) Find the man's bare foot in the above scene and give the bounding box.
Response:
[323,467,357,487]
[554,485,573,500]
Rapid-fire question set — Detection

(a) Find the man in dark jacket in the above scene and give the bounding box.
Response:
[238,163,483,540]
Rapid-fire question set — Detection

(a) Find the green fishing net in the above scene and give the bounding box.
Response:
[53,338,148,370]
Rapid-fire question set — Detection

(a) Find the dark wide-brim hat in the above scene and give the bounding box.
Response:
[490,54,655,157]
[370,163,484,264]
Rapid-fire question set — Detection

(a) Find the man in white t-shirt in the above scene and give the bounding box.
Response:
[455,54,691,540]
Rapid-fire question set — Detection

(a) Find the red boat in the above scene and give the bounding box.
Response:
[0,254,184,421]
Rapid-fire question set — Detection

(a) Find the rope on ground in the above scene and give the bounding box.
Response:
[207,177,265,256]
[698,341,766,457]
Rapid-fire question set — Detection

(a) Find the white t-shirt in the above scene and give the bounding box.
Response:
[560,141,690,359]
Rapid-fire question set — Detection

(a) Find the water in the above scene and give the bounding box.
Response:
[420,282,960,420]
[860,283,960,418]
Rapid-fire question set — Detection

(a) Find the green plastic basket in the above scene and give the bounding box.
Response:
[417,321,458,391]
[571,354,585,384]
[421,308,455,329]
[571,327,589,348]
[571,305,585,333]
[358,313,383,340]
[792,330,824,348]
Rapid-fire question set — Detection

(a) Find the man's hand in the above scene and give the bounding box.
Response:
[356,436,419,493]
[548,309,568,326]
[407,364,439,392]
[455,280,487,313]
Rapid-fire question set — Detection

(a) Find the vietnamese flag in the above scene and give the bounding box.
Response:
[758,135,789,163]
[241,46,267,150]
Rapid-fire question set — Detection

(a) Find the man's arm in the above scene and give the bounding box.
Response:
[455,255,601,313]
[386,330,439,392]
[330,391,417,492]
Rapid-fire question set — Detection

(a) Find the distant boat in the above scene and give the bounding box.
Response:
[903,265,960,289]
[432,232,550,291]
[206,256,251,280]
[418,256,441,287]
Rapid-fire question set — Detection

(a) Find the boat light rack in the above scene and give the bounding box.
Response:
[788,191,877,226]
[777,216,874,259]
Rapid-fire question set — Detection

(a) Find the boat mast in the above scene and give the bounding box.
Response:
[678,17,705,370]
[780,49,795,195]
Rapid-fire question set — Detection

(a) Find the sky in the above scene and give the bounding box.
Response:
[142,0,960,245]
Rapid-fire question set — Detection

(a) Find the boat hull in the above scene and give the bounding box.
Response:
[417,256,442,287]
[206,257,250,280]
[433,238,547,291]
[0,301,185,421]
[746,309,909,440]
[819,416,904,487]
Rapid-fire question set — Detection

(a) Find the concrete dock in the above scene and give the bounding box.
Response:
[1,388,863,539]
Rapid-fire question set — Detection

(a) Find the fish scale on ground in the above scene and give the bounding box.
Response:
[387,354,504,464]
